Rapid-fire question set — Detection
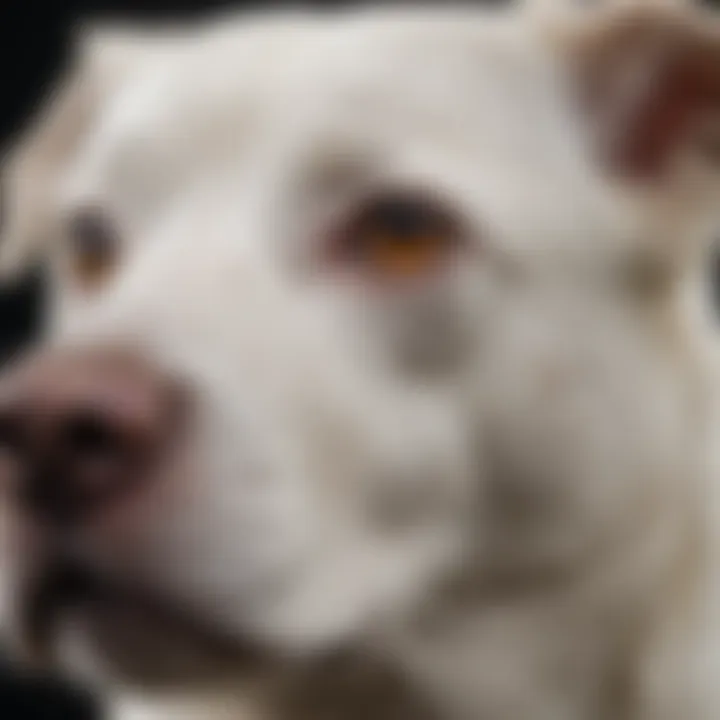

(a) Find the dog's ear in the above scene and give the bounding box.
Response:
[555,1,720,188]
[0,25,183,281]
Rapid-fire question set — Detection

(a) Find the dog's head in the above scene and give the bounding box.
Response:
[0,0,719,698]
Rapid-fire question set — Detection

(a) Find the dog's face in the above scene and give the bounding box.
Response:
[1,3,719,692]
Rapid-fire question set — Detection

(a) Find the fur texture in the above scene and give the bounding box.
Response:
[2,2,720,718]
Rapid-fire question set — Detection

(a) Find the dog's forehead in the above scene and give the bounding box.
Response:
[68,11,574,199]
[62,9,624,271]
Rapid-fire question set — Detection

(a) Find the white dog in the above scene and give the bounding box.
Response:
[1,2,720,719]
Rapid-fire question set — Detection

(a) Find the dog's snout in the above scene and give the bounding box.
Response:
[0,352,183,526]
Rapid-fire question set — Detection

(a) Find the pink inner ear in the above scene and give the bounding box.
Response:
[618,53,720,180]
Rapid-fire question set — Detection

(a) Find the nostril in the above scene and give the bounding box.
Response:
[62,412,126,463]
[57,410,143,502]
[15,410,142,528]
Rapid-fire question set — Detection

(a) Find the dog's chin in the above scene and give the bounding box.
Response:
[17,559,271,689]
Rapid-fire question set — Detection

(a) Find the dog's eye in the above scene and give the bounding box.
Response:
[68,209,120,290]
[329,192,463,281]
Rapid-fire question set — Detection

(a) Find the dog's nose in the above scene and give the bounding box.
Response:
[0,352,181,527]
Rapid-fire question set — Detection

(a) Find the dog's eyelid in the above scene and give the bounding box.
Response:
[321,187,473,282]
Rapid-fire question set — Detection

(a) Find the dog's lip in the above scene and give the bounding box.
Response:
[17,555,265,674]
[18,557,100,666]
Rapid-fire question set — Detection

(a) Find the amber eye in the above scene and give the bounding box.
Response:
[68,209,119,289]
[330,193,463,281]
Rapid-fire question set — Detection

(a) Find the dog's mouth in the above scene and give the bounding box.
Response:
[16,559,438,718]
[17,554,268,686]
[19,556,99,667]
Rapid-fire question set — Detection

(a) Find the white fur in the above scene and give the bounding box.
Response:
[2,3,720,719]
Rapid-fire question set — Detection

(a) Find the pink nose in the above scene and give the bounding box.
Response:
[0,351,182,527]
